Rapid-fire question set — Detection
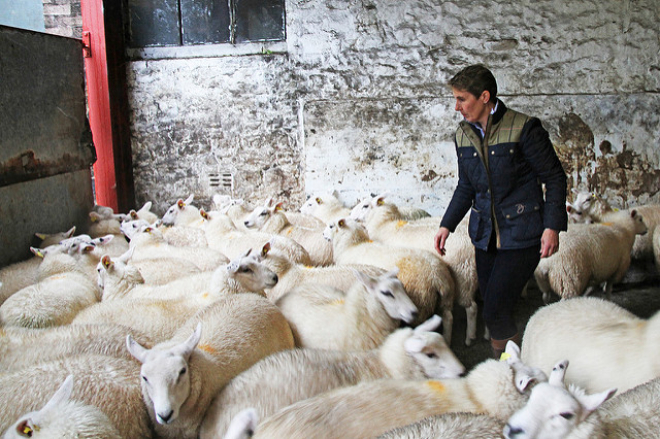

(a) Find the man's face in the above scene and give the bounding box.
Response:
[452,87,490,126]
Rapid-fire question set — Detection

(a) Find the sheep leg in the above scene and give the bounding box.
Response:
[464,301,478,346]
[441,308,453,345]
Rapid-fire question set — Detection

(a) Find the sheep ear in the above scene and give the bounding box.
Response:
[376,196,386,206]
[338,219,346,228]
[571,188,579,195]
[566,204,574,213]
[31,247,45,258]
[64,226,76,238]
[81,243,96,254]
[130,210,139,219]
[275,202,285,212]
[415,315,441,333]
[126,335,150,363]
[89,211,101,222]
[176,198,185,209]
[174,323,202,359]
[549,360,569,386]
[184,194,194,205]
[225,408,259,439]
[353,270,376,290]
[315,197,323,204]
[200,209,209,220]
[630,209,638,218]
[102,255,113,269]
[96,234,115,245]
[261,242,271,257]
[503,340,521,362]
[385,267,400,278]
[404,336,427,353]
[41,375,74,415]
[575,388,617,422]
[117,248,133,264]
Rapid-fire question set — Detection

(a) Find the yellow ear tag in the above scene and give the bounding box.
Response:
[315,197,322,204]
[377,198,385,206]
[500,352,512,362]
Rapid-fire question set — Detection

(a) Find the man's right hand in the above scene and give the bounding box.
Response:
[434,227,450,256]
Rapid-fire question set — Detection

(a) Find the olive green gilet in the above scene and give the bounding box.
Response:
[456,109,531,168]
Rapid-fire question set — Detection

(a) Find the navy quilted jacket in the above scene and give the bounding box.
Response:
[440,100,568,251]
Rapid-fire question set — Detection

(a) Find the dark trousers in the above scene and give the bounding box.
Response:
[475,235,541,340]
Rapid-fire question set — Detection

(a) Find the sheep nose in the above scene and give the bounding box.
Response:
[504,424,523,438]
[410,310,419,321]
[158,410,174,424]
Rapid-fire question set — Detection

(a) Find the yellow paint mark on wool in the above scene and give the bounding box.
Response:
[330,299,345,306]
[287,228,294,236]
[601,222,614,226]
[198,343,217,355]
[201,292,210,299]
[304,265,314,269]
[426,380,446,394]
[396,220,408,230]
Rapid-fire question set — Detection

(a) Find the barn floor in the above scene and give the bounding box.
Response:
[448,259,660,372]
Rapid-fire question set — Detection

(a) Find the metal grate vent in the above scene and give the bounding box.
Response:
[209,171,234,193]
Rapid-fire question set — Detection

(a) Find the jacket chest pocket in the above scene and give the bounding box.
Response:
[458,147,483,186]
[487,145,516,177]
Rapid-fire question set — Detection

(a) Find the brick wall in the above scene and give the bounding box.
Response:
[42,0,81,38]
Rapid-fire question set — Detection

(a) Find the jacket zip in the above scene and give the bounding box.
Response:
[482,114,501,249]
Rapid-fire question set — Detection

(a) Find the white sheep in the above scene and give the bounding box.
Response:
[0,354,152,439]
[2,375,123,439]
[212,195,253,232]
[534,209,648,303]
[351,194,480,345]
[158,195,211,247]
[97,248,277,301]
[199,315,464,438]
[277,268,418,350]
[324,217,455,341]
[258,240,384,302]
[350,193,432,222]
[629,204,660,262]
[256,197,326,229]
[0,227,77,305]
[127,200,160,224]
[0,247,100,328]
[128,224,228,271]
[243,357,536,438]
[566,189,614,224]
[0,323,155,372]
[244,200,333,266]
[161,194,204,227]
[378,412,505,439]
[199,209,313,266]
[126,293,295,439]
[503,360,617,439]
[299,190,352,223]
[521,296,660,394]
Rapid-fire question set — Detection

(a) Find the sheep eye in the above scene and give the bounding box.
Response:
[179,367,187,376]
[240,267,253,273]
[259,211,268,216]
[142,376,148,383]
[559,412,574,420]
[380,290,394,298]
[426,352,437,359]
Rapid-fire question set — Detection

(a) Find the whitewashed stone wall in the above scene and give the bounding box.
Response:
[128,0,660,216]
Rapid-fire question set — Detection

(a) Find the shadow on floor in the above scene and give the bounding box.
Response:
[448,259,660,372]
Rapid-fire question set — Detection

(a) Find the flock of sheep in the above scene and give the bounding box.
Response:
[0,189,659,438]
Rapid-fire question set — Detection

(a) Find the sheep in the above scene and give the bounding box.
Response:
[521,296,660,394]
[114,249,203,286]
[126,293,295,439]
[351,193,432,222]
[127,200,160,224]
[128,224,227,271]
[566,189,614,224]
[503,360,617,439]
[75,249,277,341]
[258,240,384,302]
[350,194,480,345]
[0,354,152,439]
[654,226,660,269]
[0,227,77,305]
[378,413,505,439]
[299,190,352,223]
[324,217,455,340]
[212,195,253,232]
[256,197,327,229]
[2,375,123,439]
[199,314,464,438]
[0,323,154,372]
[242,357,536,438]
[628,204,660,262]
[86,211,131,257]
[199,209,313,266]
[244,200,333,266]
[277,268,418,350]
[222,408,259,439]
[0,246,100,328]
[97,248,277,301]
[533,209,648,303]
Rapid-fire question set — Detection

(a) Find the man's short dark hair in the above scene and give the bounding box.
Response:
[449,64,498,103]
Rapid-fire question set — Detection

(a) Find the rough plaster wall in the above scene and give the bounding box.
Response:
[128,0,660,216]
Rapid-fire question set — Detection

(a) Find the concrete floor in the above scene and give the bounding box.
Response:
[448,259,660,372]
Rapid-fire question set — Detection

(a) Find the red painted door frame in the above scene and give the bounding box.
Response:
[80,0,134,213]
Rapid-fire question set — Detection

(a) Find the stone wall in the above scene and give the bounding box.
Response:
[128,0,660,215]
[42,0,81,38]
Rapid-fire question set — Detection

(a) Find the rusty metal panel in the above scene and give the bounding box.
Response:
[0,26,94,267]
[0,25,95,187]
